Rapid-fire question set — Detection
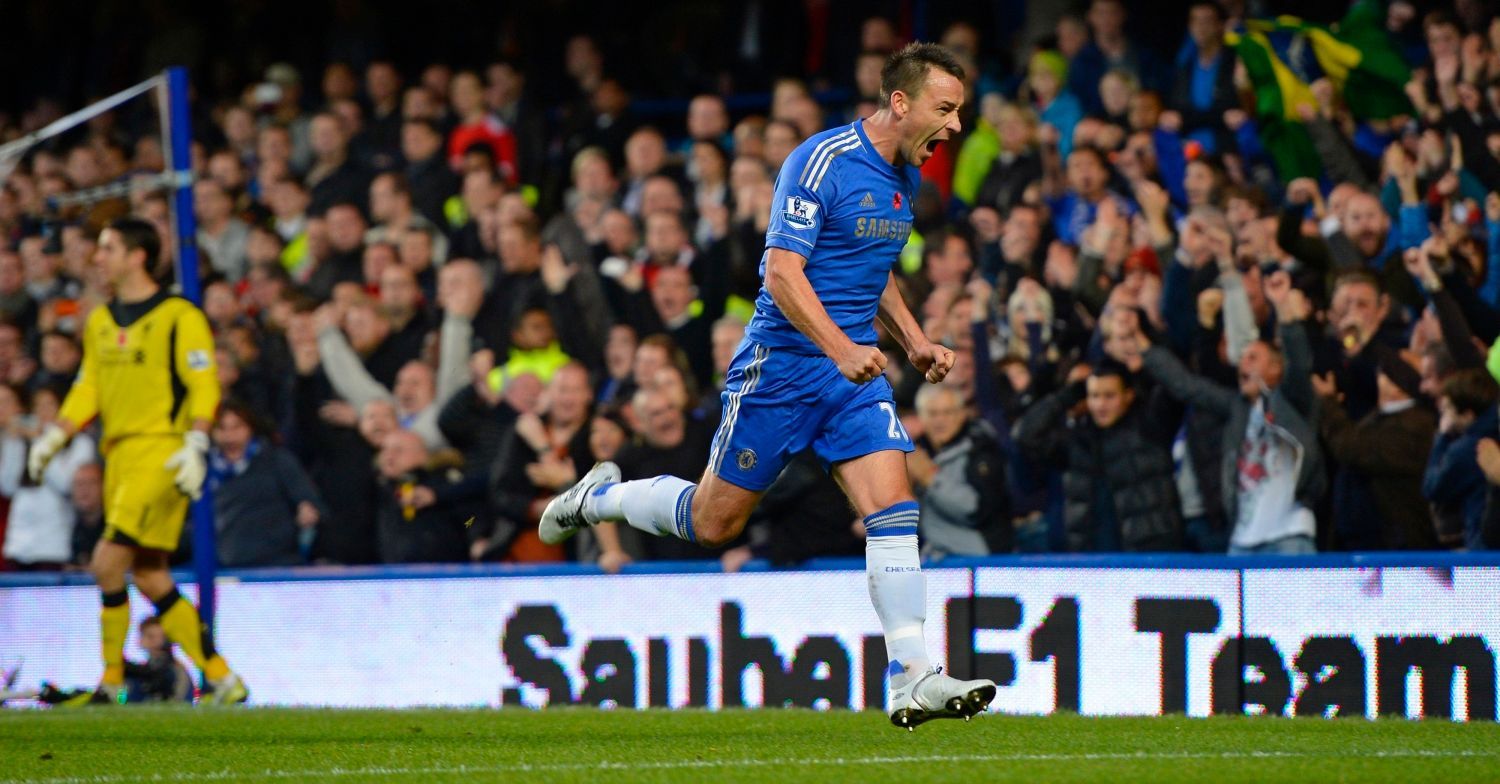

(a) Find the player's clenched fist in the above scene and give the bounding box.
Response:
[837,345,887,384]
[165,431,210,501]
[909,342,955,383]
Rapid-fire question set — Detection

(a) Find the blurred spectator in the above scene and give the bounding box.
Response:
[1426,369,1499,549]
[1134,275,1324,555]
[404,118,461,227]
[1015,360,1181,552]
[194,179,250,281]
[0,384,93,568]
[448,71,518,185]
[364,61,404,171]
[210,401,327,567]
[124,617,193,703]
[366,171,449,267]
[67,461,103,568]
[614,386,716,560]
[909,384,1011,559]
[1169,1,1238,155]
[1067,0,1166,116]
[1316,349,1439,550]
[306,111,373,216]
[373,428,476,564]
[484,363,593,562]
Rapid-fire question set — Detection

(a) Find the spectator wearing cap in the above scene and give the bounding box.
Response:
[1315,347,1440,550]
[1026,50,1082,160]
[261,63,314,173]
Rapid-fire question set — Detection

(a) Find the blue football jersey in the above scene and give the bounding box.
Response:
[744,120,921,354]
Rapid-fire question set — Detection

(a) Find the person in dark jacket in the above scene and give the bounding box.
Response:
[486,363,593,563]
[1168,2,1239,155]
[1425,369,1500,549]
[400,118,461,228]
[209,401,327,568]
[1132,272,1325,554]
[289,313,380,565]
[373,429,478,564]
[1315,347,1439,550]
[910,384,1012,559]
[1014,361,1182,552]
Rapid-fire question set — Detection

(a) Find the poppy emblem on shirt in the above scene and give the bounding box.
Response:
[116,330,128,346]
[892,192,902,210]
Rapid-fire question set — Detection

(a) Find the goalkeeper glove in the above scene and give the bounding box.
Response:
[164,431,210,501]
[27,425,70,482]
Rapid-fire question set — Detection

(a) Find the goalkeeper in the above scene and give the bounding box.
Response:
[30,218,247,705]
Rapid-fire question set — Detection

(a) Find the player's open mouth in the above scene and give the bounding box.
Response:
[924,138,942,154]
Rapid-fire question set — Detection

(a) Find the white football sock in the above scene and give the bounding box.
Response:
[588,476,698,542]
[864,501,929,687]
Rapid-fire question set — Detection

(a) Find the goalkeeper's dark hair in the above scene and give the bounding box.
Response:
[108,217,161,271]
[879,43,966,109]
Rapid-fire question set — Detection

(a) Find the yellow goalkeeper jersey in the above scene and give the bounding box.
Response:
[59,290,220,453]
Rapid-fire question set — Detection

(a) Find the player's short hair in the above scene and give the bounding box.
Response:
[107,217,161,271]
[879,42,966,109]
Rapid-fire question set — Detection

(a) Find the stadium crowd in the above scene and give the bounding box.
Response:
[0,0,1498,571]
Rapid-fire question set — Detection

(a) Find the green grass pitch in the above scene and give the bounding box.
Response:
[3,707,1498,783]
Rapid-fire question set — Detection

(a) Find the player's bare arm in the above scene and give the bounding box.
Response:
[764,247,886,384]
[875,271,954,383]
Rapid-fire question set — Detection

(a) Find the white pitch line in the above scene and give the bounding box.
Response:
[4,749,1500,784]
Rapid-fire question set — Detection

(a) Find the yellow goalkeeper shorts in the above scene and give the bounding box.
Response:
[102,435,190,552]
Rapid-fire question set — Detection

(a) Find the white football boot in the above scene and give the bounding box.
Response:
[538,462,621,545]
[889,667,997,731]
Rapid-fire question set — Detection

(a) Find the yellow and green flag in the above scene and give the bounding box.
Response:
[1224,28,1322,183]
[1259,0,1413,120]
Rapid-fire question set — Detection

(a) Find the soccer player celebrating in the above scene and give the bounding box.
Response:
[30,218,247,705]
[542,43,995,729]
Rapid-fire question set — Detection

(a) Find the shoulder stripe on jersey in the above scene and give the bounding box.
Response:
[797,128,857,187]
[808,138,862,193]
